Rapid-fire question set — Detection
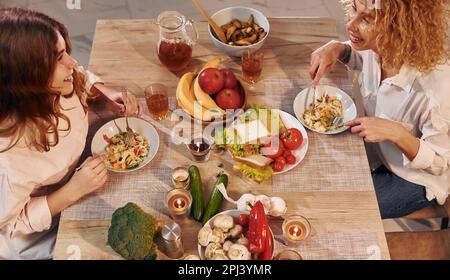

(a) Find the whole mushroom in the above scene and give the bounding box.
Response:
[227,244,251,260]
[212,227,229,243]
[213,215,234,232]
[236,236,249,247]
[198,227,220,247]
[229,224,243,238]
[222,240,233,252]
[205,243,222,260]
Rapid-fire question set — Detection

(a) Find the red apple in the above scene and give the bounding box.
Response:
[214,88,242,110]
[220,68,238,89]
[198,68,224,94]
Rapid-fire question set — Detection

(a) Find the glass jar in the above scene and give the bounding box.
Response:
[156,11,198,72]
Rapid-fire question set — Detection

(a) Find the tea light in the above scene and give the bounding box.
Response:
[171,167,190,190]
[165,189,192,219]
[282,215,311,244]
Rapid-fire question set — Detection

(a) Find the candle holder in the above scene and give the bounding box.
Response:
[186,137,212,162]
[171,167,190,190]
[274,249,303,260]
[165,189,192,221]
[282,215,311,246]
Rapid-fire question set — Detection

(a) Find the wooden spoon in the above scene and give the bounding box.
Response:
[192,0,227,44]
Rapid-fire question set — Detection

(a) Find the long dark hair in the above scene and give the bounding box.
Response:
[0,7,87,152]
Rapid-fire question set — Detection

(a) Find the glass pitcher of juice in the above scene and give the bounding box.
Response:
[156,11,199,72]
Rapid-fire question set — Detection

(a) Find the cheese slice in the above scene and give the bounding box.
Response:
[233,119,270,144]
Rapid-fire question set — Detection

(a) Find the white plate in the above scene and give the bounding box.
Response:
[273,110,309,175]
[91,117,160,173]
[198,209,274,260]
[293,85,357,135]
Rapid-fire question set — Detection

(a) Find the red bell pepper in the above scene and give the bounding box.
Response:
[259,224,273,260]
[248,201,268,254]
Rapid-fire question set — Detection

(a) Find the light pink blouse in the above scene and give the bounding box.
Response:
[0,68,102,259]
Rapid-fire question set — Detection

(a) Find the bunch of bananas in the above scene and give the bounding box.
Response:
[176,58,245,122]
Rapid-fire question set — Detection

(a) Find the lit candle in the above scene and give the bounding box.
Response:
[165,189,192,218]
[282,215,311,243]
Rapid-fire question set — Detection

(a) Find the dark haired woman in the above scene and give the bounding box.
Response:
[0,8,139,259]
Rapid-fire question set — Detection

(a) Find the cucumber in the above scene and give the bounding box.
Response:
[188,165,204,221]
[201,172,229,225]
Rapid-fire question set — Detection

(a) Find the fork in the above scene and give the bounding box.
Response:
[330,116,344,127]
[121,87,134,146]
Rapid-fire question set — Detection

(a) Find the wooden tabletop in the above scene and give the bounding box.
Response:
[53,18,390,260]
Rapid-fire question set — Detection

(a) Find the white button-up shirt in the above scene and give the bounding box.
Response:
[346,43,450,205]
[0,68,102,259]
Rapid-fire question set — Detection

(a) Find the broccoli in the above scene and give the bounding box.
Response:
[108,202,159,260]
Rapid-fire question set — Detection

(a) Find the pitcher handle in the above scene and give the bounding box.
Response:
[185,18,199,44]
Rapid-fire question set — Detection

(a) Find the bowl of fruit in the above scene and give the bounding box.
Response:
[176,57,248,125]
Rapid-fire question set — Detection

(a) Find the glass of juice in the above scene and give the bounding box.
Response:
[145,83,169,120]
[241,49,264,84]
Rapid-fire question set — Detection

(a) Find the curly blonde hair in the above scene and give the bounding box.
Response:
[341,0,449,73]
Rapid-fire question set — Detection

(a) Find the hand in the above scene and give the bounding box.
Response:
[345,117,407,143]
[68,155,108,198]
[114,89,142,117]
[92,84,141,116]
[309,40,346,87]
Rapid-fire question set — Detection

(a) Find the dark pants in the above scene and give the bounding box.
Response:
[372,166,436,219]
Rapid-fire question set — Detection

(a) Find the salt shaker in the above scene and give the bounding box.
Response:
[161,222,184,259]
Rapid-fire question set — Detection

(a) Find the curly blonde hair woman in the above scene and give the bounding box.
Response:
[310,0,450,219]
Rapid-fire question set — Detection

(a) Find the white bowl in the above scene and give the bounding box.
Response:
[293,85,357,135]
[208,6,270,57]
[91,117,160,172]
[198,209,275,260]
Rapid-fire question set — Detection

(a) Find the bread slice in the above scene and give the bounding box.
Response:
[233,154,273,169]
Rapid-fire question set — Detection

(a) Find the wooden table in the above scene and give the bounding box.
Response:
[53,18,390,260]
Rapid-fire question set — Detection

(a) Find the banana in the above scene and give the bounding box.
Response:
[193,58,225,112]
[176,72,223,122]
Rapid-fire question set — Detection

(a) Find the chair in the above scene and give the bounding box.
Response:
[386,229,450,260]
[403,198,450,229]
[385,199,450,260]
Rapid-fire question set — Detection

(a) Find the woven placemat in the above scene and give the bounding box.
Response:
[264,79,374,192]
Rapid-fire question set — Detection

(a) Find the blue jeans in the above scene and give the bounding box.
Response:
[372,166,436,219]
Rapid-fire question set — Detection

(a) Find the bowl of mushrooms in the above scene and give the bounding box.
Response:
[208,6,270,57]
[197,209,274,260]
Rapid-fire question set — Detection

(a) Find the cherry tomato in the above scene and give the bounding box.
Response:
[261,136,285,159]
[237,214,249,227]
[285,154,296,164]
[283,150,293,158]
[280,128,303,150]
[276,156,286,166]
[103,134,112,144]
[272,157,286,172]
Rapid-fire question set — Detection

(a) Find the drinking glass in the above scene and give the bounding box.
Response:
[145,83,169,120]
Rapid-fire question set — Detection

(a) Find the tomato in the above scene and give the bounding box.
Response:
[272,157,286,172]
[237,214,249,227]
[103,134,112,144]
[280,128,303,150]
[283,150,293,158]
[261,137,285,159]
[276,156,286,166]
[285,154,296,164]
